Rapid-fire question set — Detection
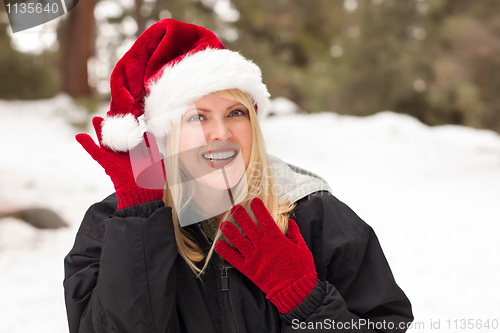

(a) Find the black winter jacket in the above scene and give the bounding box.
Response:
[64,191,413,332]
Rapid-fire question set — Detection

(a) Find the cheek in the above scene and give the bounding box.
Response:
[179,126,207,152]
[235,122,252,163]
[178,128,206,169]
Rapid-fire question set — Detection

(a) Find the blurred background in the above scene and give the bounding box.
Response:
[2,0,500,131]
[1,0,500,332]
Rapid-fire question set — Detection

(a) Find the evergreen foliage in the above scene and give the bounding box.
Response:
[2,0,500,131]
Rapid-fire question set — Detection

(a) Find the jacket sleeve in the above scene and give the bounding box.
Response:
[63,194,180,333]
[280,192,413,332]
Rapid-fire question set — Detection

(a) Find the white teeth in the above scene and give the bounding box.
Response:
[203,150,236,161]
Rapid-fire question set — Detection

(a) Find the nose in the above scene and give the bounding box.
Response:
[208,119,232,142]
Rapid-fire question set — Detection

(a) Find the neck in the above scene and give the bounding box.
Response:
[192,183,230,224]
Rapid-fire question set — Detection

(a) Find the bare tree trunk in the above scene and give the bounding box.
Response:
[134,0,147,36]
[134,0,160,36]
[60,0,96,98]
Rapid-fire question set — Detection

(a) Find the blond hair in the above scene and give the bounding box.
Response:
[163,89,295,276]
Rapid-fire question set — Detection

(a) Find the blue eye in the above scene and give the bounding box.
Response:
[229,110,246,117]
[187,114,204,122]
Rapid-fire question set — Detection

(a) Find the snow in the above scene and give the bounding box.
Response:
[1,96,499,332]
[265,97,301,117]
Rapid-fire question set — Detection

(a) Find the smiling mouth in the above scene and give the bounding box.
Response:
[202,150,238,162]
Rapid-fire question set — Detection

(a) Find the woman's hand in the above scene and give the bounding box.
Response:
[76,116,165,209]
[215,198,318,314]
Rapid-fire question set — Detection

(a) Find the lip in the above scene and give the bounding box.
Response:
[201,147,240,170]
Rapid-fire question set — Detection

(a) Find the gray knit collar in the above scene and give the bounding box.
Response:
[267,155,332,204]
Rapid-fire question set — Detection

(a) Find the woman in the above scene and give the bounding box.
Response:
[64,19,413,332]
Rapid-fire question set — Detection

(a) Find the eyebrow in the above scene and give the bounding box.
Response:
[196,103,244,112]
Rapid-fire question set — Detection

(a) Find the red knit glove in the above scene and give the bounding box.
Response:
[76,117,165,209]
[215,198,318,314]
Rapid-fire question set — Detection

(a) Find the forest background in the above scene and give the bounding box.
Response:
[1,0,500,132]
[1,2,500,331]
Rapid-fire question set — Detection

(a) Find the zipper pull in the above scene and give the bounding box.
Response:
[221,267,229,291]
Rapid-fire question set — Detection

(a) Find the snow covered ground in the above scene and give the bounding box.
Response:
[0,95,499,332]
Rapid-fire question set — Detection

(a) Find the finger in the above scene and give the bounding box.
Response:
[231,204,262,241]
[160,159,166,179]
[75,133,107,163]
[250,198,281,235]
[286,219,306,246]
[91,116,105,146]
[215,239,244,269]
[219,221,253,257]
[144,131,163,162]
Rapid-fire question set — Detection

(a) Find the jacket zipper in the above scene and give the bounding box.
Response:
[196,223,238,333]
[221,266,238,333]
[197,222,212,248]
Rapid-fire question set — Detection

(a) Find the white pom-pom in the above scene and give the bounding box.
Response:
[101,114,143,152]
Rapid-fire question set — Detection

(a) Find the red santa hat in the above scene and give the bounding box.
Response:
[101,19,270,152]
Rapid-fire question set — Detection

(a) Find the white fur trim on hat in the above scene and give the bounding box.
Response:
[144,48,270,140]
[101,114,145,152]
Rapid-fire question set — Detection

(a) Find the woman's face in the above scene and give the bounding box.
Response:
[178,94,252,190]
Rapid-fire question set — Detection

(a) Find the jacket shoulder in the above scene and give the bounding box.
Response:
[77,193,118,242]
[291,191,372,279]
[292,191,367,243]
